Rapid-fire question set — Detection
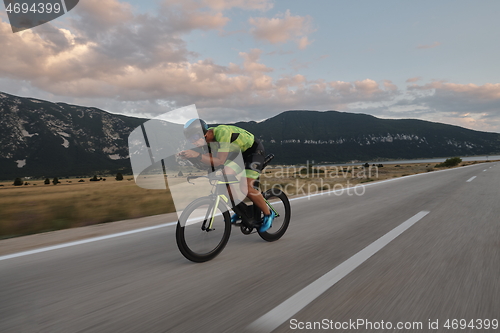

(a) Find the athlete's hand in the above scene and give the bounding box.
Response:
[178,150,200,159]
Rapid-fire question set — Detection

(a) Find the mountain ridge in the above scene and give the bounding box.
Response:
[1,91,500,179]
[230,110,500,164]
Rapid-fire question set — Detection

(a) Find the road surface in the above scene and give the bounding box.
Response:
[1,162,499,332]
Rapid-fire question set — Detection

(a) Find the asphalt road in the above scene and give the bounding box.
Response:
[1,162,499,333]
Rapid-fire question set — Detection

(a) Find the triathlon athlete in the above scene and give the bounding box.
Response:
[179,118,275,232]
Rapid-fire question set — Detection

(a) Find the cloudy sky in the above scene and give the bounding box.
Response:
[1,0,500,132]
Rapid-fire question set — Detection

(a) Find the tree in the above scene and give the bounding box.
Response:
[52,177,60,185]
[13,178,23,186]
[115,173,124,181]
[44,178,50,185]
[178,170,184,176]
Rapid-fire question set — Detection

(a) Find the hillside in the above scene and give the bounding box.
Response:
[0,92,145,179]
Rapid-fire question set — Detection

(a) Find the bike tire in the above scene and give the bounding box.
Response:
[176,197,231,262]
[258,188,291,242]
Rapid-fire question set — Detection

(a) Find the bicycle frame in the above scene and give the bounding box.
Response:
[200,176,280,232]
[187,153,279,232]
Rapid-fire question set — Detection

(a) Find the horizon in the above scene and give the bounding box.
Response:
[1,0,500,132]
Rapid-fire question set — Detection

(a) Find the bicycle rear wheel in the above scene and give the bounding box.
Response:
[258,188,291,242]
[176,197,231,262]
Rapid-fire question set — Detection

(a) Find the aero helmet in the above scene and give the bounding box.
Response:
[183,118,208,142]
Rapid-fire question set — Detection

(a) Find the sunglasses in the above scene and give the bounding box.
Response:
[188,132,205,142]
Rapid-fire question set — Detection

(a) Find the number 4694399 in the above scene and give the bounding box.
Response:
[5,2,61,14]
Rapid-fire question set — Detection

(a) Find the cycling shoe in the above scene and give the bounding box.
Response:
[231,214,241,224]
[259,210,275,233]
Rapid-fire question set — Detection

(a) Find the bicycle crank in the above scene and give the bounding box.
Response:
[240,225,256,235]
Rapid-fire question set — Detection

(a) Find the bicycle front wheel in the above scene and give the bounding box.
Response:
[258,188,291,242]
[176,197,231,262]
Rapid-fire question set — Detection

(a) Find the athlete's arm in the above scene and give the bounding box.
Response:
[179,150,228,166]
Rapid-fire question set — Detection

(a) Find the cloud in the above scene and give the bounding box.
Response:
[409,81,500,105]
[249,10,314,48]
[417,41,441,49]
[237,49,273,74]
[158,0,273,33]
[73,0,134,33]
[381,80,397,91]
[406,77,422,83]
[158,2,229,33]
[297,36,312,50]
[198,0,273,11]
[381,81,500,132]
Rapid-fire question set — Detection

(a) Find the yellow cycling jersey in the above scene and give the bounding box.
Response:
[210,125,255,153]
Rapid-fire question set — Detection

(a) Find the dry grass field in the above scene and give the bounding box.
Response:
[0,177,174,239]
[0,160,488,239]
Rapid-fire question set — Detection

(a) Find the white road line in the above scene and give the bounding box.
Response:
[466,176,477,182]
[247,211,430,333]
[0,222,177,261]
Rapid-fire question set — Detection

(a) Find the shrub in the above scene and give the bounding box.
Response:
[44,178,50,185]
[52,177,60,185]
[115,173,124,181]
[13,178,23,186]
[436,157,462,168]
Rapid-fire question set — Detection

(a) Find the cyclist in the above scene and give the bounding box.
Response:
[178,118,275,232]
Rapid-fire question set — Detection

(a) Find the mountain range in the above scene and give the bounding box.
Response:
[233,111,500,164]
[1,91,500,179]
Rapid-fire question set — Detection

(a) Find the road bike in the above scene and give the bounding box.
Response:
[175,154,291,262]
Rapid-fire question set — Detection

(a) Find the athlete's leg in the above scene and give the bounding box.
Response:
[243,177,271,215]
[223,165,240,205]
